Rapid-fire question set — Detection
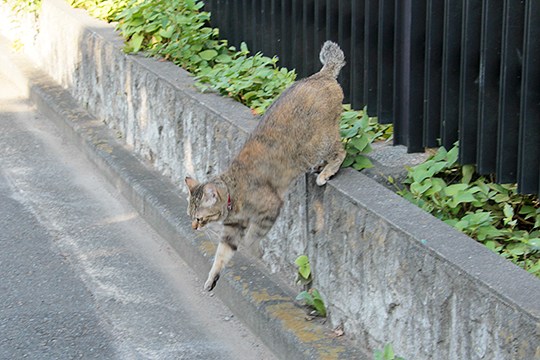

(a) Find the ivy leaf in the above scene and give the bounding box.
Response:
[159,25,174,38]
[503,203,514,221]
[295,291,314,306]
[295,255,311,280]
[527,261,540,275]
[411,181,432,195]
[425,178,446,195]
[359,111,370,128]
[295,255,309,267]
[349,136,369,152]
[128,33,144,53]
[432,147,448,161]
[493,193,510,203]
[476,226,503,241]
[215,54,232,63]
[341,156,354,168]
[412,168,430,184]
[352,156,373,170]
[383,344,395,359]
[341,123,361,138]
[449,191,477,207]
[444,183,470,196]
[507,243,527,256]
[446,144,459,165]
[528,238,540,250]
[462,164,475,184]
[199,49,218,60]
[310,289,326,317]
[240,41,249,53]
[312,298,326,317]
[127,17,145,27]
[519,205,536,218]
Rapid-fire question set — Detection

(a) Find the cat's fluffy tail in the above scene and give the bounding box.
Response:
[319,41,345,78]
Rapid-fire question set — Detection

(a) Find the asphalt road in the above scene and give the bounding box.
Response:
[0,70,276,359]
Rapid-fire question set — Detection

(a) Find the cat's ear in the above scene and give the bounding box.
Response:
[202,183,219,205]
[185,177,199,195]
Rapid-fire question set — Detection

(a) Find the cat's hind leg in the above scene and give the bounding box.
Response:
[245,189,283,251]
[316,144,346,186]
[204,225,243,291]
[244,209,281,256]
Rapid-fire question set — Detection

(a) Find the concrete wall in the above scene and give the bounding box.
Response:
[2,1,539,359]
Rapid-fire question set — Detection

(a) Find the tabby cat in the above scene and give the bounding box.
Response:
[185,41,346,291]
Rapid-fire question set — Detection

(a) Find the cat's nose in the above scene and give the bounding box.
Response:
[192,220,199,230]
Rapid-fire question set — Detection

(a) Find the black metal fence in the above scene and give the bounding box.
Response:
[203,0,540,195]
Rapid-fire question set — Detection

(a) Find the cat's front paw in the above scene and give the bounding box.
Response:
[316,174,328,186]
[204,273,220,291]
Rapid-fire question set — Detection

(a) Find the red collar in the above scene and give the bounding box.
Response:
[227,194,233,210]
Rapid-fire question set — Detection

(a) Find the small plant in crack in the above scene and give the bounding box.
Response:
[374,343,406,360]
[294,255,326,317]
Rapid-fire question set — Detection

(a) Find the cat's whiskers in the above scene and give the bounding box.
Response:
[202,224,221,241]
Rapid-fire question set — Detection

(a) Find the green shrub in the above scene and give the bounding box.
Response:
[68,0,390,170]
[340,105,393,171]
[195,42,296,115]
[113,0,296,114]
[68,0,127,20]
[398,144,540,277]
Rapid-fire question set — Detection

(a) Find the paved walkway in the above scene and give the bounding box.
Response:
[0,68,275,359]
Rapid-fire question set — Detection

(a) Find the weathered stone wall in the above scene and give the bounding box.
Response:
[2,1,539,358]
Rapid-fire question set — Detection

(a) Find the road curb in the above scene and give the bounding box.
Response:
[0,36,368,360]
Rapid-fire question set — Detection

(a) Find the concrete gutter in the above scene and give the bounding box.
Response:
[1,0,539,358]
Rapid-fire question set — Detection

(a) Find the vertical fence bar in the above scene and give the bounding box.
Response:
[440,0,463,148]
[222,0,232,46]
[458,0,482,164]
[408,0,427,152]
[259,0,272,56]
[518,0,540,194]
[290,0,304,76]
[256,0,264,53]
[270,0,281,60]
[325,0,339,42]
[393,0,426,151]
[229,0,235,43]
[496,0,524,184]
[477,0,503,174]
[302,0,316,77]
[313,0,326,53]
[280,0,292,70]
[350,0,364,110]
[247,0,257,52]
[364,0,378,115]
[393,0,405,146]
[223,0,232,46]
[377,0,394,124]
[423,0,444,147]
[233,0,242,47]
[241,0,253,50]
[338,0,352,103]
